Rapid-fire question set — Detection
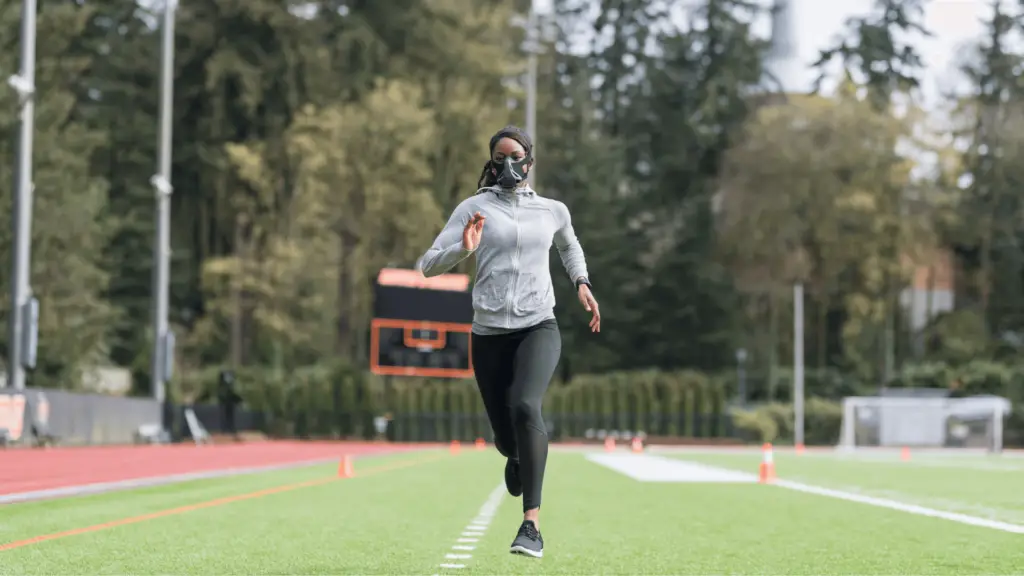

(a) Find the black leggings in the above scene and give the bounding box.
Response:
[471,319,561,512]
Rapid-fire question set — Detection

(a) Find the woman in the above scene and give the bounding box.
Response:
[418,125,600,558]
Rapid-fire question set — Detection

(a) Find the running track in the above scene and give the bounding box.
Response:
[0,441,432,503]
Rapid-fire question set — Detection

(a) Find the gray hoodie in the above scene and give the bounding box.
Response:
[417,185,589,334]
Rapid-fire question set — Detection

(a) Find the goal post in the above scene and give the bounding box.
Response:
[838,395,1011,452]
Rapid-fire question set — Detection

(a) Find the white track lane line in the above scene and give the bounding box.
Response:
[436,482,506,572]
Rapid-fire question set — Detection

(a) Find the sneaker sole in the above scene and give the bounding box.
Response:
[510,545,543,558]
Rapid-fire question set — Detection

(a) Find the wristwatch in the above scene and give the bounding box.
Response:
[575,277,592,290]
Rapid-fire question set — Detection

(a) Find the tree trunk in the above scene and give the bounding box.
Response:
[768,291,779,402]
[230,217,244,368]
[336,229,358,361]
[817,294,827,370]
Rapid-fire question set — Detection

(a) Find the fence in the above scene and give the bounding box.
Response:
[0,387,161,445]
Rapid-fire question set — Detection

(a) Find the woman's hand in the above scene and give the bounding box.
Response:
[462,212,485,250]
[578,284,600,333]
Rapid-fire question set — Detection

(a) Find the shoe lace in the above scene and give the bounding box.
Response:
[518,521,539,540]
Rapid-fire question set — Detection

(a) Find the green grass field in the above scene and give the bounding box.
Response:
[1,446,1023,575]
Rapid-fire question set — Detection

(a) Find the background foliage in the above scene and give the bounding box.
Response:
[2,0,1024,444]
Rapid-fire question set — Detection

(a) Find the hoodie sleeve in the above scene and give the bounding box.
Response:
[552,200,589,284]
[417,199,477,277]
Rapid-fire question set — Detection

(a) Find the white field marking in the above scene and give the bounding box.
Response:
[589,454,1024,535]
[640,445,1024,472]
[825,485,1024,524]
[586,453,757,483]
[773,479,1024,534]
[640,444,1024,458]
[437,482,505,572]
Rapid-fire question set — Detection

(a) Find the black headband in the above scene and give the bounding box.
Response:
[489,125,533,157]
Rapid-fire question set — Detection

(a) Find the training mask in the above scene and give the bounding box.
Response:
[493,156,530,189]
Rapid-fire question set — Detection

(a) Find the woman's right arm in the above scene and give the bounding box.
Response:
[417,200,475,277]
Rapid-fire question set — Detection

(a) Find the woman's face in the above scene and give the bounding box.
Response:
[492,137,529,172]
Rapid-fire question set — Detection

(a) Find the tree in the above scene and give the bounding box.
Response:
[951,1,1024,341]
[189,79,444,367]
[0,0,117,388]
[812,0,931,382]
[717,89,929,381]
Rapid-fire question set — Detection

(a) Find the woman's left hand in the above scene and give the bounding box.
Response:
[578,285,600,333]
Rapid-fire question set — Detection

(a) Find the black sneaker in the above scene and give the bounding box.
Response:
[509,520,543,558]
[504,458,523,497]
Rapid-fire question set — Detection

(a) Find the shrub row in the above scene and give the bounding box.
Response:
[174,366,734,442]
[173,360,1024,446]
[547,370,730,439]
[730,398,843,444]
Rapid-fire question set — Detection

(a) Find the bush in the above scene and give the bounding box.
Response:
[547,369,730,440]
[730,397,842,445]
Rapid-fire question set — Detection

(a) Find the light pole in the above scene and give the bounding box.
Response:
[7,0,39,390]
[525,0,538,185]
[150,0,177,405]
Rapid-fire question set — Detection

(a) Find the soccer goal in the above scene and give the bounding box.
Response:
[837,395,1011,452]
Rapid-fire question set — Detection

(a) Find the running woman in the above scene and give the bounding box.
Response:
[418,125,600,558]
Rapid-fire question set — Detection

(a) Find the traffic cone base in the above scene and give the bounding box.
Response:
[338,455,354,478]
[759,442,775,483]
[603,437,615,452]
[630,437,643,454]
[450,440,461,455]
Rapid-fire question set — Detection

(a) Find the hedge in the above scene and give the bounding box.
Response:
[174,366,733,442]
[730,398,843,444]
[173,360,1024,446]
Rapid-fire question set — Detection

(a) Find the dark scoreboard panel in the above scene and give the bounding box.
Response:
[370,319,473,378]
[370,268,473,378]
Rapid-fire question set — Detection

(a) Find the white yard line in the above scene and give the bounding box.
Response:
[587,453,1024,535]
[773,478,1024,534]
[434,482,506,573]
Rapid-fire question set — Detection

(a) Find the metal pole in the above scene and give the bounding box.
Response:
[793,283,805,447]
[150,0,176,403]
[7,0,38,391]
[525,0,537,185]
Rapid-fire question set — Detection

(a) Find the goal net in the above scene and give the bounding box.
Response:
[838,395,1011,452]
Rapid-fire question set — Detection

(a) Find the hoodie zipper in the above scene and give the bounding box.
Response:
[506,194,522,329]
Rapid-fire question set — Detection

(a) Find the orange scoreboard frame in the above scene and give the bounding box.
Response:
[370,268,474,378]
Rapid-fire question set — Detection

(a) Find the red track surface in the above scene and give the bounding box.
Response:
[0,441,431,496]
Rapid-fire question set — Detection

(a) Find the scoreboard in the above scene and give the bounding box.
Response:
[370,268,474,378]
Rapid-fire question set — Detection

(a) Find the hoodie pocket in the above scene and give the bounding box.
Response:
[473,270,511,313]
[512,272,553,314]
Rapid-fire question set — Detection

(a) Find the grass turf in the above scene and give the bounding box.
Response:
[0,447,1022,574]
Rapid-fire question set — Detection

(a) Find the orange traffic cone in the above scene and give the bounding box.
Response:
[900,446,910,462]
[795,443,805,455]
[338,455,354,478]
[450,440,461,455]
[603,437,615,452]
[758,443,775,483]
[630,437,643,454]
[475,437,486,450]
